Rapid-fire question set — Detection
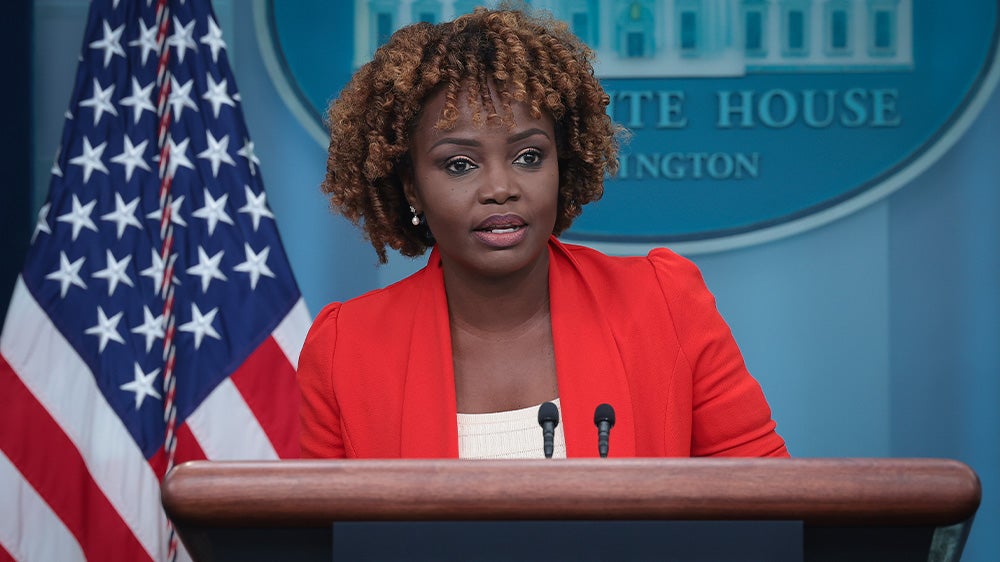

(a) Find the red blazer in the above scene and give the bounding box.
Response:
[298,238,788,458]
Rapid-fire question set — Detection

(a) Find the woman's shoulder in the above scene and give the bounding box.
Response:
[555,239,703,286]
[554,239,716,323]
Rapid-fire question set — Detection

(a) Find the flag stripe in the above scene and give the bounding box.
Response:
[0,449,85,562]
[173,420,209,465]
[185,376,278,460]
[0,357,151,562]
[0,279,162,560]
[230,336,300,457]
[273,298,310,368]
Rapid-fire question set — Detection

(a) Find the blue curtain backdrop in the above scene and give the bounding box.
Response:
[23,1,999,560]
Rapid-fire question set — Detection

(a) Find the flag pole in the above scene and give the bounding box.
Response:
[152,1,181,560]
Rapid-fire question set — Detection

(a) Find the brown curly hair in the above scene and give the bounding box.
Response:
[322,6,620,263]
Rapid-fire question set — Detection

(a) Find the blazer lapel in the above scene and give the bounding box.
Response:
[399,251,460,458]
[548,239,636,457]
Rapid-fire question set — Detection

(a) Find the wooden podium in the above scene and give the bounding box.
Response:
[161,458,980,561]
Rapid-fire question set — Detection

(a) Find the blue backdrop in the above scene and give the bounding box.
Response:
[24,1,999,560]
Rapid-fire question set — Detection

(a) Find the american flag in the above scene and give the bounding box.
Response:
[0,1,311,560]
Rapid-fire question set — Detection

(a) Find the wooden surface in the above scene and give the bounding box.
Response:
[160,458,980,527]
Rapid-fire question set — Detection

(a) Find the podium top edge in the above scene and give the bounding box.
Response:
[161,458,981,527]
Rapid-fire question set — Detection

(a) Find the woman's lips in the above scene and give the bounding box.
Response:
[473,214,528,248]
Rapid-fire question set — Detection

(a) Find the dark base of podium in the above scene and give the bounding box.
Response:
[334,520,801,561]
[804,525,935,561]
[177,520,959,561]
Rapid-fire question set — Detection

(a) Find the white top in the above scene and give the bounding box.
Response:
[457,399,567,459]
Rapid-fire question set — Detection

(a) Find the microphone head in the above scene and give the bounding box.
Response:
[538,401,559,427]
[594,403,616,427]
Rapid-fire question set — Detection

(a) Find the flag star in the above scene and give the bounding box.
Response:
[202,75,235,118]
[101,193,143,239]
[56,194,99,240]
[164,136,196,179]
[237,138,260,176]
[45,251,87,297]
[168,77,198,120]
[32,203,52,243]
[88,20,125,67]
[119,77,156,124]
[131,305,166,354]
[84,306,126,353]
[68,137,110,183]
[200,16,227,63]
[92,250,134,296]
[196,131,236,177]
[110,136,152,181]
[238,185,274,231]
[78,78,118,125]
[146,194,188,228]
[192,189,234,235]
[120,363,162,410]
[186,246,227,292]
[167,16,198,63]
[140,249,178,295]
[234,244,275,290]
[128,18,160,66]
[178,303,222,350]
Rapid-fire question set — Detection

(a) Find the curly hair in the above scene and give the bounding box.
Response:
[322,6,620,263]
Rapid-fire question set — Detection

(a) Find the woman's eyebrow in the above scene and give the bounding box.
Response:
[429,136,479,150]
[508,128,550,143]
[428,128,551,150]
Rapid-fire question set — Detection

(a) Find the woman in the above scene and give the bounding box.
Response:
[298,7,788,459]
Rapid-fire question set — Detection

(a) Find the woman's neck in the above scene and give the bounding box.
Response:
[442,250,551,336]
[444,248,557,414]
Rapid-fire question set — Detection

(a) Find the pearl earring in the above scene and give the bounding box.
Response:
[409,206,421,226]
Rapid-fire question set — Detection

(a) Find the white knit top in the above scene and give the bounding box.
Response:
[457,399,567,459]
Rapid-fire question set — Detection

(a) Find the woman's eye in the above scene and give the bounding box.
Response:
[514,149,543,166]
[444,158,476,175]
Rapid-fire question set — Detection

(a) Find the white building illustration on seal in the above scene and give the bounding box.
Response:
[355,0,913,77]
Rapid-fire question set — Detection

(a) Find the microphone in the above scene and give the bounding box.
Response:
[537,401,560,459]
[594,403,615,458]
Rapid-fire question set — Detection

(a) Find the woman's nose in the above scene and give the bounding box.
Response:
[478,166,520,204]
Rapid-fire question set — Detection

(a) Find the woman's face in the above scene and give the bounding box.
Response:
[404,87,559,282]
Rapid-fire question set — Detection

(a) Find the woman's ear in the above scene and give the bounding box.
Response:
[400,162,420,211]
